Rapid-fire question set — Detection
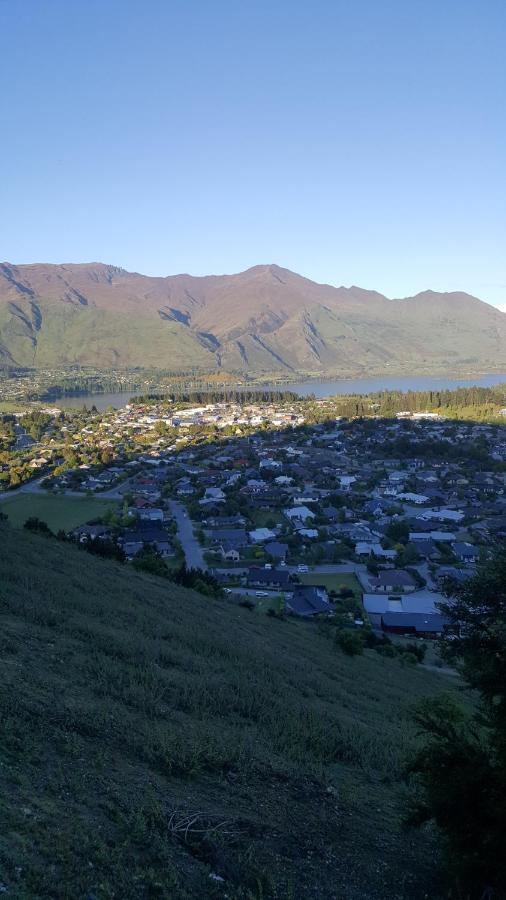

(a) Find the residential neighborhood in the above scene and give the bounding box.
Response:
[2,392,505,640]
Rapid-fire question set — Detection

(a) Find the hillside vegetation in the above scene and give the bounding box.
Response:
[1,262,505,375]
[0,523,448,898]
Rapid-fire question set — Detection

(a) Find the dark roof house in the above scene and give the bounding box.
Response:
[286,585,331,617]
[264,541,289,560]
[247,568,292,589]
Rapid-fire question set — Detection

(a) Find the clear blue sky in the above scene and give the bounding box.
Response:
[1,0,505,308]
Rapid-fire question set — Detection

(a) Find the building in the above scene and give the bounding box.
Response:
[381,612,447,638]
[247,568,292,590]
[369,570,416,593]
[286,585,331,617]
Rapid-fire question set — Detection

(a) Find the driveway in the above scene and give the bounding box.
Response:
[169,500,208,571]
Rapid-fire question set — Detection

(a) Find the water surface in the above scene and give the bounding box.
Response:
[52,372,506,410]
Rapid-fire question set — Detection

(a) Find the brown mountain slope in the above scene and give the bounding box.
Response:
[0,262,505,375]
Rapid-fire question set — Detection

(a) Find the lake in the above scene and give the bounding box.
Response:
[51,390,147,411]
[285,372,506,398]
[52,372,506,410]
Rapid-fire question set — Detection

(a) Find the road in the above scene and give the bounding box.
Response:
[0,475,137,503]
[169,500,208,571]
[0,476,47,501]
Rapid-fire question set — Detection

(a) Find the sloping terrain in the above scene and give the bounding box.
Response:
[0,522,448,898]
[0,262,505,375]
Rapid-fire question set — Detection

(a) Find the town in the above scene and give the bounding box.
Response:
[1,390,505,643]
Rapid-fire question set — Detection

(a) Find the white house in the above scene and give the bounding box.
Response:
[298,527,319,539]
[200,487,226,505]
[285,506,316,523]
[398,492,429,504]
[249,527,277,543]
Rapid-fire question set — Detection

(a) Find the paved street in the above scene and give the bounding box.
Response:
[169,500,208,570]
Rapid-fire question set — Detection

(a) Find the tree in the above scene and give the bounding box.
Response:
[408,549,506,897]
[132,544,169,578]
[335,629,363,656]
[23,517,53,537]
[385,519,409,545]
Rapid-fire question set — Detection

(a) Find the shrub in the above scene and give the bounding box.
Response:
[23,517,53,537]
[335,629,363,656]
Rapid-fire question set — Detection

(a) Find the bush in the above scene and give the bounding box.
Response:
[403,642,426,663]
[335,629,364,656]
[23,517,53,537]
[133,545,169,578]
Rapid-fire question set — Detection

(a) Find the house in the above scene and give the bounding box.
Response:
[286,585,331,617]
[204,514,246,528]
[337,475,356,490]
[298,527,319,539]
[264,541,289,561]
[138,507,164,522]
[207,528,248,548]
[416,508,464,523]
[292,492,320,505]
[409,531,456,543]
[381,612,447,638]
[363,589,442,626]
[249,527,277,543]
[370,570,416,593]
[397,492,429,504]
[217,542,240,561]
[364,499,389,516]
[285,506,316,523]
[410,538,439,559]
[200,487,225,504]
[247,568,292,590]
[434,565,476,586]
[74,524,111,542]
[322,505,342,522]
[355,541,396,559]
[120,527,174,558]
[452,541,480,563]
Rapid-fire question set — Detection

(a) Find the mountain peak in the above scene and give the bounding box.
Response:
[0,261,504,374]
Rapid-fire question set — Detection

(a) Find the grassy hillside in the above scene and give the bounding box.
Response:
[0,523,448,898]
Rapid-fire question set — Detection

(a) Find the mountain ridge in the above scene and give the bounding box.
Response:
[0,261,505,375]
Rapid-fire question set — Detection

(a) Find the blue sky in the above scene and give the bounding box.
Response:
[1,0,505,309]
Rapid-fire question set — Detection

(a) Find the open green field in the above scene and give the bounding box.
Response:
[299,571,363,599]
[0,400,31,413]
[0,493,116,531]
[249,508,284,527]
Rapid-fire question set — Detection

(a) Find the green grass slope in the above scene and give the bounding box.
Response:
[0,524,446,899]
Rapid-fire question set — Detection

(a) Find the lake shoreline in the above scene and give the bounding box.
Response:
[47,371,506,411]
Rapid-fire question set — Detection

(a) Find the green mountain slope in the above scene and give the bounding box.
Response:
[0,523,448,898]
[0,262,505,375]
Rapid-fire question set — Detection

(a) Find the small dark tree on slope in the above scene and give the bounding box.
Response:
[408,548,506,898]
[23,517,53,537]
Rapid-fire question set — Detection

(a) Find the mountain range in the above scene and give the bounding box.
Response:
[1,261,505,376]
